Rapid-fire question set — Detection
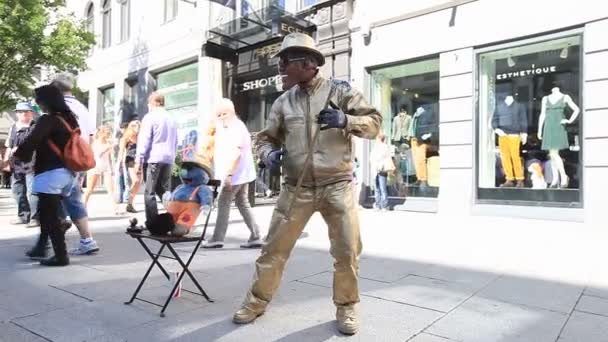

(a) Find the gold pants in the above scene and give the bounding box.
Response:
[411,138,428,181]
[498,135,524,181]
[243,180,362,312]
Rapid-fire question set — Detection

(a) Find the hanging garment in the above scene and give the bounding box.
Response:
[541,96,569,151]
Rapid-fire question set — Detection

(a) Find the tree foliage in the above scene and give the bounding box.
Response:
[0,0,94,111]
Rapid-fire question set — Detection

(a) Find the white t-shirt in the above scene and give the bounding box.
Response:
[64,95,95,140]
[213,118,256,186]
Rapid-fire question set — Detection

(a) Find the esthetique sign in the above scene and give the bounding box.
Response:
[496,64,557,80]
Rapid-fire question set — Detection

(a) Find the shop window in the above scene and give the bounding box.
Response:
[119,0,130,42]
[163,0,178,23]
[100,87,115,126]
[477,35,582,206]
[101,0,111,49]
[156,63,199,142]
[370,58,440,202]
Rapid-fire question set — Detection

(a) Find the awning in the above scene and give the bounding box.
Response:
[205,5,315,53]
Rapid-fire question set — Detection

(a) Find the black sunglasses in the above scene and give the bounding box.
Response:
[278,55,307,66]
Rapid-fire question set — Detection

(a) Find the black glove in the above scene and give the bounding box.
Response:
[265,149,284,173]
[317,102,347,130]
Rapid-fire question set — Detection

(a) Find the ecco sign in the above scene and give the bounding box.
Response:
[241,75,282,92]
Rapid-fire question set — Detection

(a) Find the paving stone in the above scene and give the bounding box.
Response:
[0,322,47,342]
[427,296,568,342]
[0,285,87,321]
[12,299,161,342]
[364,275,479,313]
[407,264,499,288]
[296,271,389,293]
[585,286,608,300]
[559,311,608,342]
[104,281,442,342]
[575,295,608,317]
[357,256,416,283]
[409,332,457,342]
[477,275,583,313]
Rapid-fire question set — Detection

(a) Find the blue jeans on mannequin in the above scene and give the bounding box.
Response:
[375,173,388,210]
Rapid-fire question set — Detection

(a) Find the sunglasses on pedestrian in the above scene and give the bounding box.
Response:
[278,55,307,67]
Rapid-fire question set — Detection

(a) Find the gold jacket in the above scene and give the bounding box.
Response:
[255,73,382,187]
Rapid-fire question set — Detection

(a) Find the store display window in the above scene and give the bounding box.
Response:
[369,58,440,201]
[477,35,582,205]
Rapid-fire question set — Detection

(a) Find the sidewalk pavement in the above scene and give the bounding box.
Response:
[1,189,607,342]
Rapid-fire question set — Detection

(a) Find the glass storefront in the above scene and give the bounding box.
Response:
[477,35,582,206]
[101,87,115,126]
[233,73,283,199]
[157,63,199,143]
[369,58,440,203]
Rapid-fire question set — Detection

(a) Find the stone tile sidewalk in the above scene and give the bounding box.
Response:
[0,190,607,341]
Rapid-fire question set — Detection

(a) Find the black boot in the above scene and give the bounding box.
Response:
[38,194,69,267]
[26,227,51,260]
[41,227,69,266]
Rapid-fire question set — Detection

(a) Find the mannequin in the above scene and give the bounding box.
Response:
[491,94,528,187]
[408,106,433,187]
[537,85,580,188]
[391,110,411,143]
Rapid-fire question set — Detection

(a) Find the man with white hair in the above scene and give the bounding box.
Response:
[203,98,262,249]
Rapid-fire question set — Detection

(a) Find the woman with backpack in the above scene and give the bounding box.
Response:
[15,85,88,266]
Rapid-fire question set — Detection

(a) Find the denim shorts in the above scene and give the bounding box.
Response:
[33,168,88,220]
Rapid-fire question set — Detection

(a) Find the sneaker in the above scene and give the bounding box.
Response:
[26,220,40,228]
[125,204,137,213]
[240,239,264,249]
[69,240,100,255]
[10,219,28,225]
[202,241,224,249]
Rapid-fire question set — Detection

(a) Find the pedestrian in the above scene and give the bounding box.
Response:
[232,33,382,336]
[83,125,121,214]
[3,102,39,227]
[370,133,392,211]
[134,92,178,226]
[114,122,129,205]
[117,120,141,213]
[202,98,262,249]
[14,85,83,266]
[50,73,100,256]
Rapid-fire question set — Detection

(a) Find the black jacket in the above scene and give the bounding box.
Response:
[492,101,528,134]
[15,114,75,175]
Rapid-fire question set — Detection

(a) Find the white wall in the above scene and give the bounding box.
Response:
[64,0,238,125]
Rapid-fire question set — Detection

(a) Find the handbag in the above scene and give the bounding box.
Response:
[381,156,396,173]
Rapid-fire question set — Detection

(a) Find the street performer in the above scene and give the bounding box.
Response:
[232,33,382,335]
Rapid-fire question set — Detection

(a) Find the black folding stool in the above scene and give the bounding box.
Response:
[124,180,220,317]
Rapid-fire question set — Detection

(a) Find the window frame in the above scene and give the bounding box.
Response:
[473,28,585,208]
[101,0,112,49]
[163,0,178,23]
[119,0,130,43]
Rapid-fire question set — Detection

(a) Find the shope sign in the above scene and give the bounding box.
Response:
[497,64,557,80]
[241,75,282,91]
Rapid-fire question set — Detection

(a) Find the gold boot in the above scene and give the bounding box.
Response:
[232,292,267,324]
[336,304,359,335]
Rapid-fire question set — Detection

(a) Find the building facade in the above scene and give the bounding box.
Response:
[350,0,608,223]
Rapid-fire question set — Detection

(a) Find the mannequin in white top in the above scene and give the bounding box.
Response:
[537,86,580,188]
[391,111,411,143]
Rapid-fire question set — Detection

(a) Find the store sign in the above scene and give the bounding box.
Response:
[279,22,309,35]
[496,64,557,80]
[241,75,282,91]
[253,43,281,60]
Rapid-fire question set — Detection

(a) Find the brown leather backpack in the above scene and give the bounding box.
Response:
[48,116,96,172]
